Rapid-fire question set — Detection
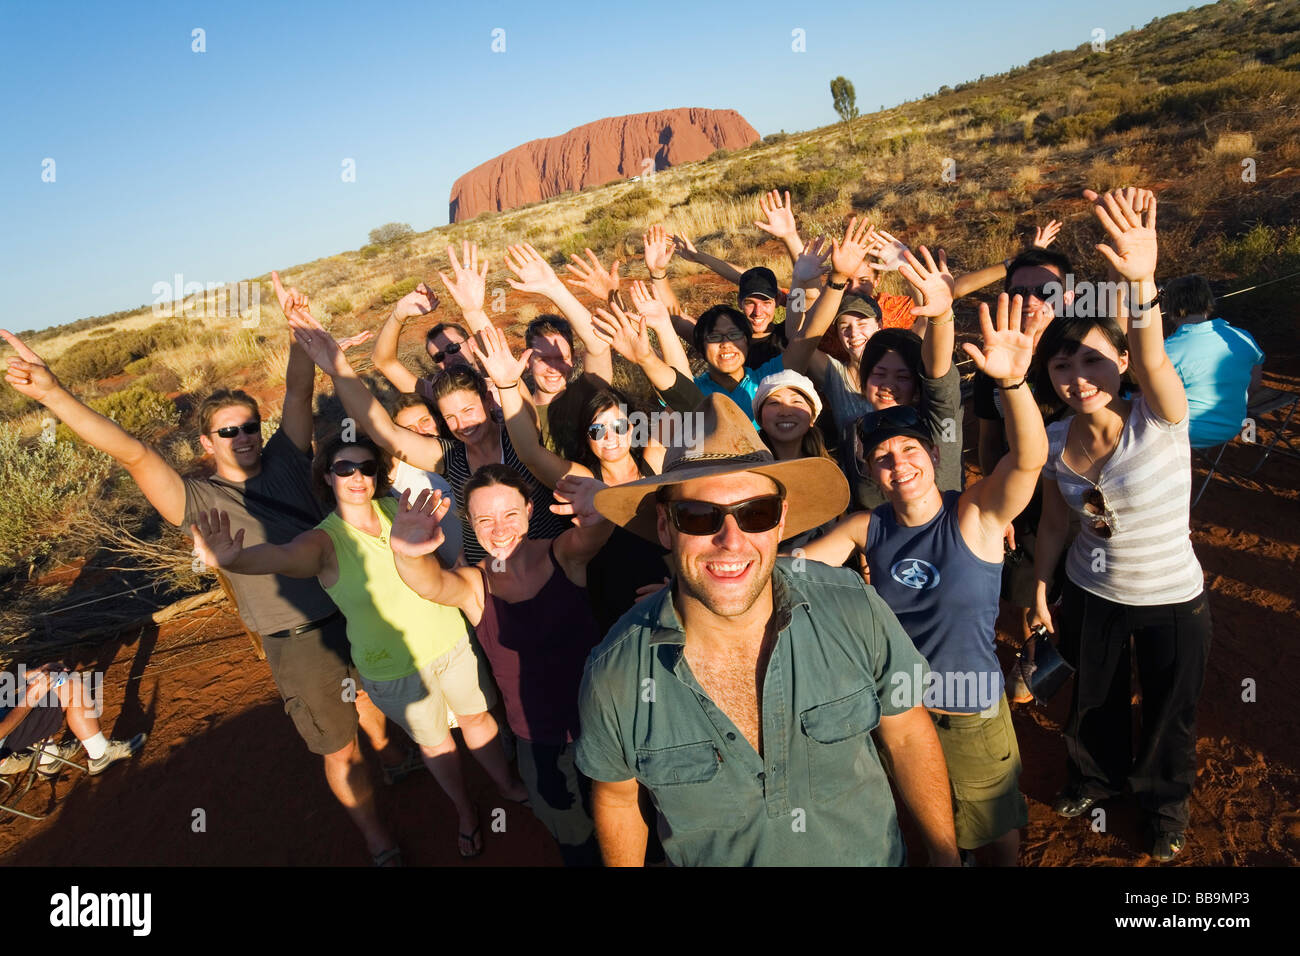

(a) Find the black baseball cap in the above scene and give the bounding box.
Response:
[738,267,779,303]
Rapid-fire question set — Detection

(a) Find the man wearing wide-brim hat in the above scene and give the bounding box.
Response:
[574,394,960,866]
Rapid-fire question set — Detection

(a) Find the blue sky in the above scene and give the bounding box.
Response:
[1,0,1194,333]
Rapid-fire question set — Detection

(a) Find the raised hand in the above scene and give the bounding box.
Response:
[505,243,563,296]
[961,293,1048,385]
[565,248,621,300]
[550,474,608,527]
[466,325,530,389]
[392,282,438,322]
[899,246,955,318]
[285,316,352,377]
[190,508,246,570]
[627,280,671,327]
[390,488,449,558]
[271,271,312,322]
[337,329,375,352]
[438,241,489,313]
[791,235,831,287]
[591,301,652,365]
[755,189,799,241]
[865,227,908,272]
[671,233,700,263]
[830,216,874,279]
[643,225,675,274]
[1085,187,1157,281]
[0,329,61,402]
[1032,219,1062,250]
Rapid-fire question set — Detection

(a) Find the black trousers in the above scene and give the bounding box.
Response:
[1057,578,1213,834]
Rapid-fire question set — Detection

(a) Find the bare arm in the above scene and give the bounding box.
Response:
[1,330,187,526]
[591,303,678,393]
[754,189,805,263]
[389,489,485,622]
[627,280,691,379]
[953,264,1008,300]
[591,778,650,867]
[876,706,961,865]
[899,247,956,379]
[790,511,869,567]
[370,282,439,394]
[1029,477,1069,634]
[552,475,617,573]
[1088,187,1186,425]
[439,241,493,336]
[191,509,330,578]
[959,294,1050,552]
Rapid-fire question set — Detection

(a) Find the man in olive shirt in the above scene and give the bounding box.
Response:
[579,394,959,866]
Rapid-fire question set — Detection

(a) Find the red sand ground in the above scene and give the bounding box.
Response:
[2,338,1297,867]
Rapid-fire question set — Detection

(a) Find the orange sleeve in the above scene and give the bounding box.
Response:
[878,294,917,330]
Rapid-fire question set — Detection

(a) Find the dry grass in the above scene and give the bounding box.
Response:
[1211,131,1256,157]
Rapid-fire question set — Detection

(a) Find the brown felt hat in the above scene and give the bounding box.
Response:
[594,393,850,543]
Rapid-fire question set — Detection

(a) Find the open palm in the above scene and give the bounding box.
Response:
[191,509,245,569]
[962,293,1044,382]
[1086,187,1158,281]
[468,326,530,389]
[505,243,561,295]
[439,242,489,312]
[390,489,448,558]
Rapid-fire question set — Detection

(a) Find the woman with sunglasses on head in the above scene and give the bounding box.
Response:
[1029,188,1210,864]
[389,467,615,866]
[190,434,529,860]
[471,326,672,634]
[796,292,1049,866]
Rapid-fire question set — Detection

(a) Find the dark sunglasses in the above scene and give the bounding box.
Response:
[665,494,784,536]
[587,418,631,440]
[432,341,463,364]
[329,459,379,478]
[1008,284,1054,301]
[1082,486,1115,539]
[212,421,261,439]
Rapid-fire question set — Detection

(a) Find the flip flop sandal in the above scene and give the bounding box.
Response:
[372,846,403,867]
[458,823,483,859]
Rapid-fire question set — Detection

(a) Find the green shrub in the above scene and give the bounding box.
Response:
[0,423,112,575]
[54,383,178,443]
[706,148,730,162]
[1217,224,1300,278]
[379,278,422,304]
[360,244,382,260]
[52,321,190,384]
[762,132,789,145]
[584,185,658,224]
[124,357,152,376]
[368,222,414,245]
[88,327,116,338]
[326,297,353,316]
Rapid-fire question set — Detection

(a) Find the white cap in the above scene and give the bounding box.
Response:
[752,369,824,422]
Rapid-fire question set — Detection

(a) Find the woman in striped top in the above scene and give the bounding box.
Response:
[1030,187,1212,863]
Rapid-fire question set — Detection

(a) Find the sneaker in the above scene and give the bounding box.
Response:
[35,741,83,777]
[87,733,146,776]
[1150,831,1186,862]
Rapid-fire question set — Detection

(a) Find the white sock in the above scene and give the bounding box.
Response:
[81,732,108,761]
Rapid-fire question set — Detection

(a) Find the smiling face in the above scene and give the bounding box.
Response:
[740,295,776,335]
[587,404,632,466]
[704,314,748,377]
[1046,326,1129,414]
[436,388,491,445]
[527,332,573,396]
[394,404,438,437]
[1008,263,1071,327]
[327,445,378,508]
[467,483,532,562]
[426,327,471,371]
[864,350,916,408]
[867,434,938,502]
[656,472,786,620]
[759,387,813,446]
[200,404,263,477]
[836,312,880,357]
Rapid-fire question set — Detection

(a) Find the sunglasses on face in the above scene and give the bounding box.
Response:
[329,459,379,478]
[704,330,746,344]
[432,342,463,364]
[211,421,261,439]
[1008,284,1054,301]
[1082,486,1116,539]
[665,494,784,536]
[587,418,631,440]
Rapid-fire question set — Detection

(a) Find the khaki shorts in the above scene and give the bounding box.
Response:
[361,638,496,748]
[931,694,1029,850]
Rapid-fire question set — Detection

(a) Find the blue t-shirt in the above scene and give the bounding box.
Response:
[694,355,785,429]
[864,491,1003,714]
[1165,319,1263,448]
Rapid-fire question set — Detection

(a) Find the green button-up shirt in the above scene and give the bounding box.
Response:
[575,557,929,866]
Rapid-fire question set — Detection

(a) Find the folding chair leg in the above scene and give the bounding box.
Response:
[1191,443,1230,509]
[1241,397,1300,478]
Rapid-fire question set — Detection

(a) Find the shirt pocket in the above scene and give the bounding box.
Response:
[799,685,882,803]
[635,740,742,833]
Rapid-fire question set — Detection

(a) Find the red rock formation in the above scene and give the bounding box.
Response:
[448,108,759,222]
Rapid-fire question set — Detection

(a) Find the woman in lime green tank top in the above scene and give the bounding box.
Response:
[191,434,529,858]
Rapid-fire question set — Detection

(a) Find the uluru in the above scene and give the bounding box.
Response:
[448,107,760,222]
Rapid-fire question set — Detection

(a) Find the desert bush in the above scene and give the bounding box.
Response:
[326,297,353,316]
[0,424,112,577]
[54,383,178,443]
[360,244,382,260]
[1217,223,1300,278]
[379,278,422,304]
[88,327,116,338]
[762,132,790,145]
[123,357,151,376]
[706,148,730,162]
[584,185,658,224]
[368,222,414,245]
[52,321,191,384]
